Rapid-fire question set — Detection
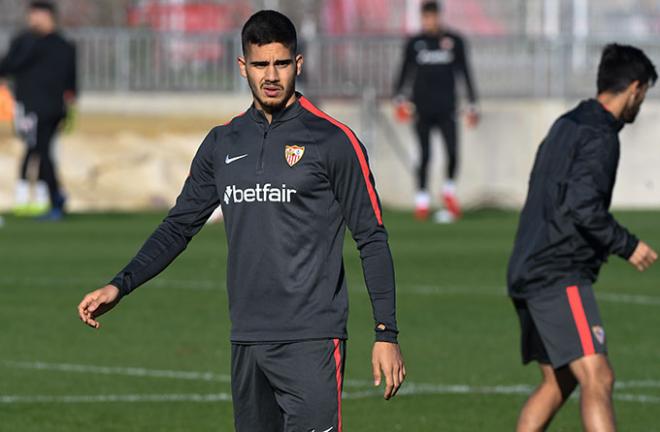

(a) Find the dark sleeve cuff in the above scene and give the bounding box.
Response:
[620,235,639,260]
[375,328,399,344]
[109,273,132,298]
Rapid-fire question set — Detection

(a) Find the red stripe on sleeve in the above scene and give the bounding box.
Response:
[332,338,343,432]
[299,96,384,226]
[566,286,595,357]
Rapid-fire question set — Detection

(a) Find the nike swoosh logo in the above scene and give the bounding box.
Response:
[225,154,248,164]
[312,428,333,432]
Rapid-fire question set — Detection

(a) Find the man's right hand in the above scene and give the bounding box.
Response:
[77,284,121,329]
[628,241,657,272]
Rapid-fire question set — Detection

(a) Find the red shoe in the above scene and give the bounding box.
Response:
[414,206,430,221]
[442,193,462,219]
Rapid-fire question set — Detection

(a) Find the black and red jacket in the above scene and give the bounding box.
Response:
[111,94,399,343]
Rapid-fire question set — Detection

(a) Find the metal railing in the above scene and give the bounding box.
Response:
[330,35,660,99]
[2,29,660,99]
[71,29,244,92]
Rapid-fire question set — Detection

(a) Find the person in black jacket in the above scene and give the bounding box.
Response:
[394,0,479,222]
[0,1,77,220]
[77,10,405,431]
[508,44,657,432]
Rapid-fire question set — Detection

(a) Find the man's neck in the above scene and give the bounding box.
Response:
[32,27,55,36]
[597,92,625,120]
[255,93,297,124]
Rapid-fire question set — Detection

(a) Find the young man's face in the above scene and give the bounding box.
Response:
[421,11,440,34]
[622,82,649,124]
[238,43,303,114]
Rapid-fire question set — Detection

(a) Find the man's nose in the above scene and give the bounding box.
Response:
[265,64,278,82]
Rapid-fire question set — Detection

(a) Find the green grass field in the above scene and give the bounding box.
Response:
[0,210,659,431]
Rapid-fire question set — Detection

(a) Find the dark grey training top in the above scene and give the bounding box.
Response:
[111,94,399,344]
[508,99,638,299]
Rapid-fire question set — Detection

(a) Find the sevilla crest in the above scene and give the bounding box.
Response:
[441,36,455,51]
[592,325,606,345]
[285,145,305,167]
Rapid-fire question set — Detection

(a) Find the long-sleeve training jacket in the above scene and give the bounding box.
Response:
[0,30,76,119]
[110,94,399,344]
[508,99,639,299]
[394,30,477,115]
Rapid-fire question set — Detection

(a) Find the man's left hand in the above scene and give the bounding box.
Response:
[372,341,406,400]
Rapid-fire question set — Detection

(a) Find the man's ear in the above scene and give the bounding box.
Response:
[627,80,641,95]
[238,56,247,79]
[295,54,304,76]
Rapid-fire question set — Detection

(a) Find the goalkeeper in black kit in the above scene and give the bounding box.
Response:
[394,0,479,222]
[78,10,405,432]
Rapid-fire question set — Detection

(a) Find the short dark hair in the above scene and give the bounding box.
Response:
[29,1,57,15]
[421,1,441,14]
[241,10,297,56]
[597,43,658,94]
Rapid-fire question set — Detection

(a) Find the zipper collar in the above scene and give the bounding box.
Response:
[248,92,305,126]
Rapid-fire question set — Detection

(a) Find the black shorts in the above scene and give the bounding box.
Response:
[231,339,346,432]
[513,284,607,369]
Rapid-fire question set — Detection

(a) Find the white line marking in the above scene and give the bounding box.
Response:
[4,361,232,384]
[6,360,660,394]
[614,393,660,404]
[343,387,660,404]
[1,389,659,405]
[597,293,660,306]
[0,275,221,291]
[402,285,660,307]
[401,285,502,296]
[343,384,534,400]
[615,380,660,390]
[3,361,369,389]
[405,285,660,308]
[4,275,660,306]
[0,393,232,404]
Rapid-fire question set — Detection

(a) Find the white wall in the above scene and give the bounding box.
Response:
[323,99,660,210]
[1,94,659,211]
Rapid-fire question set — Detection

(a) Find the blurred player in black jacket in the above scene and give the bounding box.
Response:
[0,1,77,220]
[509,44,657,432]
[394,0,479,222]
